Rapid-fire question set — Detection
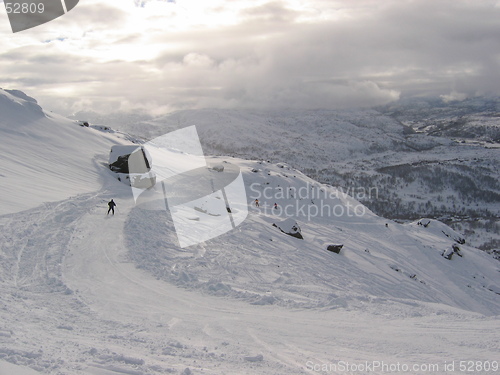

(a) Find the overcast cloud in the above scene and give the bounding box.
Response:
[1,0,500,115]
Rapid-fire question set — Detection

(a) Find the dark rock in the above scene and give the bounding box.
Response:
[326,244,343,254]
[212,164,224,172]
[109,145,151,174]
[442,244,463,260]
[272,218,303,239]
[442,248,453,260]
[109,154,130,173]
[452,244,463,257]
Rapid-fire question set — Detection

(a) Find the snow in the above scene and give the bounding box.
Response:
[0,89,133,215]
[272,217,302,238]
[1,90,499,374]
[0,361,42,375]
[83,107,500,251]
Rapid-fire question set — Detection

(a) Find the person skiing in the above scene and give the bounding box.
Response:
[274,203,278,210]
[107,199,116,215]
[254,199,260,207]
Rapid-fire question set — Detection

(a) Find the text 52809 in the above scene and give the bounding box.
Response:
[5,3,45,14]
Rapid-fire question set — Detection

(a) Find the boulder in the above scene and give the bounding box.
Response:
[272,218,303,239]
[442,244,463,260]
[442,247,454,260]
[452,244,463,257]
[109,145,151,174]
[327,244,343,254]
[109,145,155,188]
[109,154,130,173]
[212,164,224,172]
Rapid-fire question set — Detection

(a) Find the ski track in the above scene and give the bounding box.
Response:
[0,185,498,374]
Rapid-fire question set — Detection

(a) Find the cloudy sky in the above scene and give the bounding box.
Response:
[1,0,500,116]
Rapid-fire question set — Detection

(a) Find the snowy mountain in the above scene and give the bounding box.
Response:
[377,96,500,142]
[0,89,136,215]
[76,105,500,252]
[1,90,499,374]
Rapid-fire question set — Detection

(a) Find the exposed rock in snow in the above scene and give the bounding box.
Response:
[272,218,303,239]
[416,219,466,244]
[442,244,463,260]
[109,145,151,174]
[211,163,224,172]
[327,244,343,254]
[109,145,156,188]
[244,354,264,362]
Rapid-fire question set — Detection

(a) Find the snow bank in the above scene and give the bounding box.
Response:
[0,88,130,214]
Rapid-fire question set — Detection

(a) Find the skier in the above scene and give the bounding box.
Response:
[107,199,116,215]
[254,199,260,207]
[274,203,278,210]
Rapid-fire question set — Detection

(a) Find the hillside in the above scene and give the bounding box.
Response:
[1,91,499,374]
[75,105,500,251]
[0,88,136,215]
[377,96,500,142]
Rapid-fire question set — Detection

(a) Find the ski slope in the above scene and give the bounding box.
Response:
[0,89,136,215]
[84,107,500,251]
[0,89,499,374]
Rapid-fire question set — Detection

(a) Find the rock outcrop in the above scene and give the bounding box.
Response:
[272,218,303,239]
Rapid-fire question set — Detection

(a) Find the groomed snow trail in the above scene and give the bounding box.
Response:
[59,187,499,374]
[0,180,498,374]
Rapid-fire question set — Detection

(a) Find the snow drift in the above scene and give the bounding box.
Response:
[0,88,132,215]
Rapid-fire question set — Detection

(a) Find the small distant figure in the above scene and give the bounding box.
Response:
[274,203,278,210]
[107,199,116,215]
[385,223,389,228]
[254,199,260,207]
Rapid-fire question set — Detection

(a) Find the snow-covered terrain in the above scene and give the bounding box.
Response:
[1,89,499,374]
[377,96,500,143]
[75,104,500,252]
[0,89,137,215]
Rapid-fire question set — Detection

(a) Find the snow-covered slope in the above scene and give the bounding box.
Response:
[1,93,499,374]
[78,108,416,168]
[377,96,500,142]
[123,157,500,315]
[0,88,135,215]
[76,106,500,251]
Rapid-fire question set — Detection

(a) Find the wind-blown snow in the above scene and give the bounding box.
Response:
[0,88,134,215]
[0,90,499,374]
